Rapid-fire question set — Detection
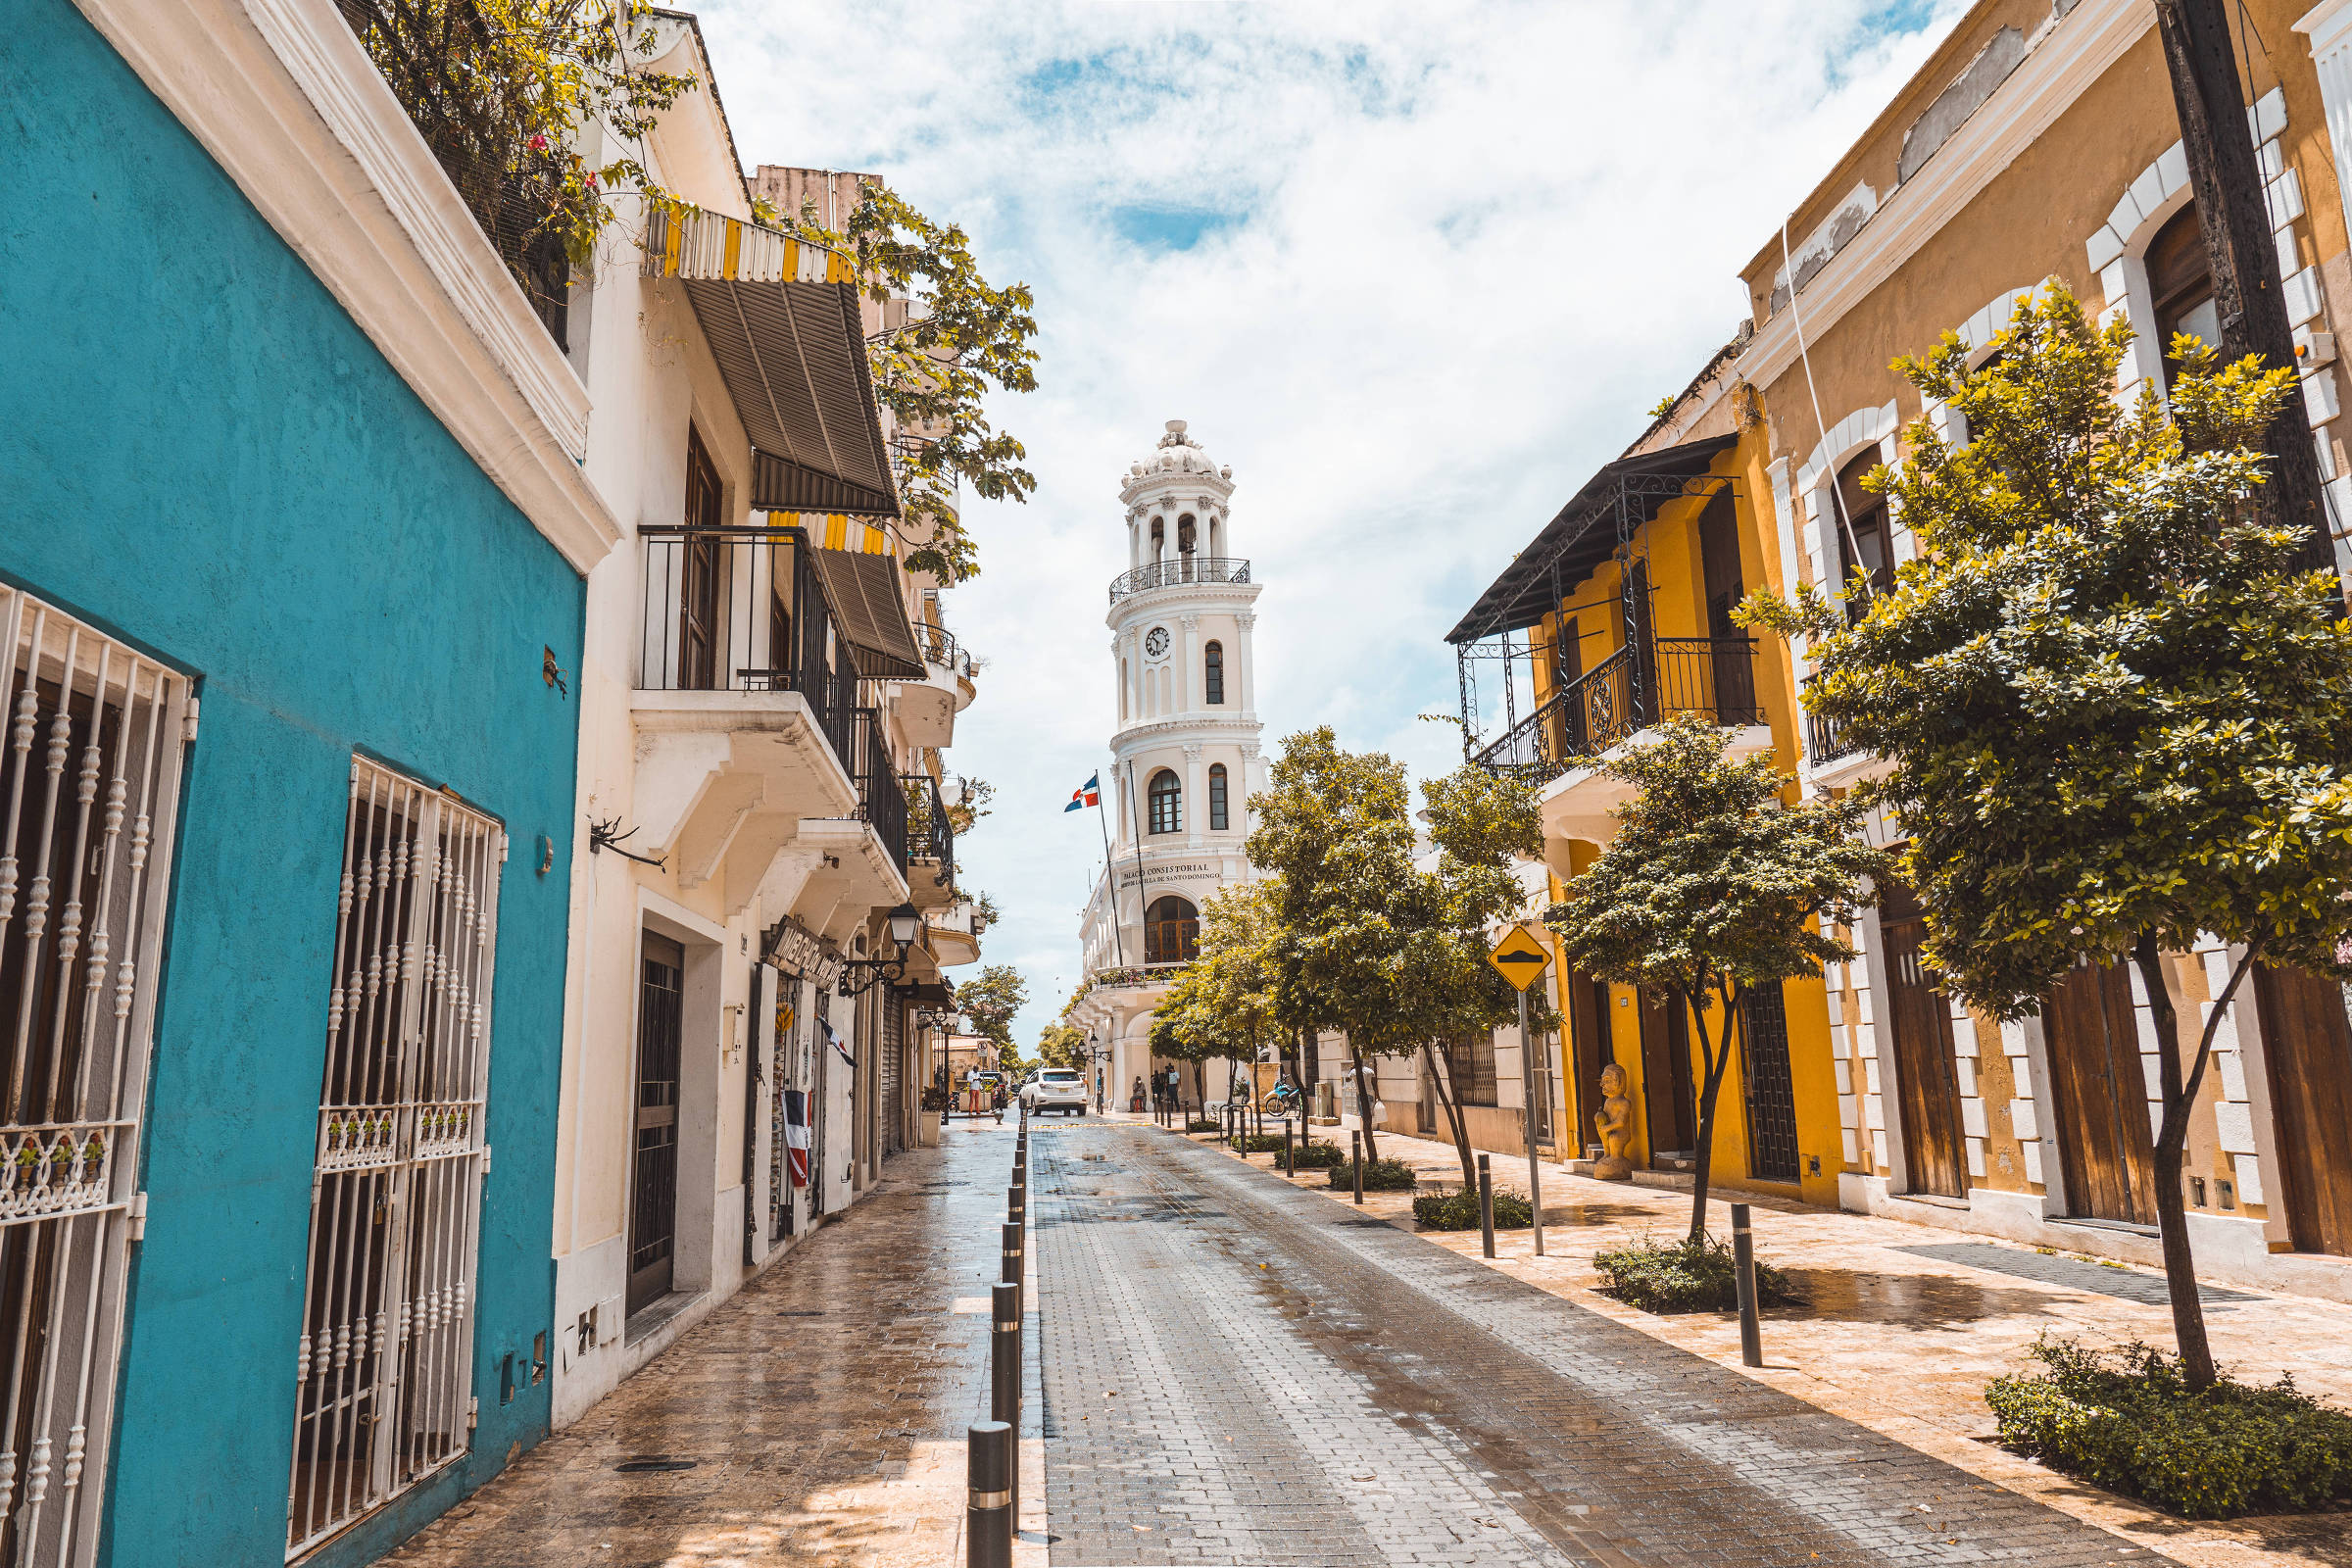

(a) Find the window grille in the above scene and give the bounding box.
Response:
[1444,1034,1497,1107]
[1740,983,1801,1183]
[287,760,502,1558]
[0,587,191,1568]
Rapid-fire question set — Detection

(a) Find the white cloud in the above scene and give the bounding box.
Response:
[693,0,1968,1041]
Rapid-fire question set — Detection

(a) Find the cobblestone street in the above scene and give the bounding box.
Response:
[1039,1121,2183,1568]
[374,1115,2352,1568]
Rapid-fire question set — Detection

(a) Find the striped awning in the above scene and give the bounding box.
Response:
[808,547,925,679]
[645,210,900,518]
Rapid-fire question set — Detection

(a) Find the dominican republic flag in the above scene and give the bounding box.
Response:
[1065,773,1101,811]
[782,1090,810,1188]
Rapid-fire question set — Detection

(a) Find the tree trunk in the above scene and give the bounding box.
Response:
[1193,1059,1205,1119]
[2152,0,2336,584]
[1351,1049,1381,1164]
[1421,1041,1479,1193]
[1682,986,1738,1243]
[2128,929,2254,1393]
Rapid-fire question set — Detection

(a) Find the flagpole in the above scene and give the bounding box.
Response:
[1095,781,1127,968]
[1125,760,1152,963]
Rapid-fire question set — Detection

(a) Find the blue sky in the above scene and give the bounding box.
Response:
[697,0,1970,1045]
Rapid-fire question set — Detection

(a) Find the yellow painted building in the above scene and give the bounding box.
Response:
[1447,355,1843,1211]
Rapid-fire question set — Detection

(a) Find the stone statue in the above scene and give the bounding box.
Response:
[1592,1062,1635,1181]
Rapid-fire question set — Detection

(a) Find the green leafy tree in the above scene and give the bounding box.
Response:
[1152,882,1284,1110]
[954,963,1027,1055]
[1034,1021,1088,1072]
[1544,716,1884,1242]
[340,0,696,272]
[1761,284,2352,1388]
[788,191,1039,583]
[1246,732,1544,1182]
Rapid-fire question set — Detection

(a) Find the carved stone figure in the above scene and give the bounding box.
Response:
[1592,1061,1636,1180]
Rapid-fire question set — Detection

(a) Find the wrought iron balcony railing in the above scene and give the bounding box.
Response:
[910,619,975,680]
[1804,685,1862,767]
[902,772,955,888]
[639,525,858,775]
[849,710,908,877]
[1470,635,1765,782]
[1087,962,1194,990]
[1107,556,1251,603]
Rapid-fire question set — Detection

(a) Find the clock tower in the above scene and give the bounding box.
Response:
[1073,420,1266,1107]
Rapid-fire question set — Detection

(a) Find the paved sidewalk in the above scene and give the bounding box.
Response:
[383,1122,1039,1568]
[1042,1119,2194,1567]
[1214,1122,2352,1568]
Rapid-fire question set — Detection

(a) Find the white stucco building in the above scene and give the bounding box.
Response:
[1072,421,1265,1108]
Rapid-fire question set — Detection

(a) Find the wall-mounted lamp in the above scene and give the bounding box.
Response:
[837,903,922,997]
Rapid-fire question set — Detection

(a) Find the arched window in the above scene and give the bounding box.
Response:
[1146,896,1200,963]
[1832,449,1893,620]
[1148,768,1182,834]
[1203,641,1225,705]
[2148,204,2219,388]
[1208,763,1229,830]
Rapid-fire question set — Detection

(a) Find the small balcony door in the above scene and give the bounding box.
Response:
[1637,988,1696,1165]
[678,426,723,690]
[629,934,685,1315]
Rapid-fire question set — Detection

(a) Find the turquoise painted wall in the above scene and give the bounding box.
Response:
[2,4,584,1563]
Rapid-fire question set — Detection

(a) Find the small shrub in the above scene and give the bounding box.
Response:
[1592,1234,1797,1314]
[1284,1140,1347,1170]
[1239,1132,1292,1153]
[1986,1337,2352,1518]
[1413,1188,1534,1230]
[1326,1158,1417,1192]
[1185,1118,1221,1133]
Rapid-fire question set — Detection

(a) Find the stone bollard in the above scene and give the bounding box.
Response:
[1477,1154,1495,1259]
[1732,1203,1763,1367]
[966,1421,1012,1568]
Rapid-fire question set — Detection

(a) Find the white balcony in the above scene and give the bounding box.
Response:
[630,688,860,910]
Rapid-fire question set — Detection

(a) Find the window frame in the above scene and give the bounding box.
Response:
[1147,768,1182,835]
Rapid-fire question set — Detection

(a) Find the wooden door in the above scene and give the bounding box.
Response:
[679,425,724,689]
[1878,884,1968,1198]
[2042,959,2157,1224]
[1696,488,1755,720]
[628,934,685,1314]
[1638,988,1696,1163]
[1568,971,1614,1156]
[2253,964,2352,1255]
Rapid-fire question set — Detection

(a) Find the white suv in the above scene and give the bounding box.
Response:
[1022,1067,1089,1115]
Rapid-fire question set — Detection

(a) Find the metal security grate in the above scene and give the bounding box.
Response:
[1740,984,1801,1184]
[286,760,502,1558]
[0,587,191,1567]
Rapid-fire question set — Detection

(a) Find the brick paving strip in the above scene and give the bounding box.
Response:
[1041,1120,2183,1568]
[1181,1121,2352,1568]
[382,1124,1045,1568]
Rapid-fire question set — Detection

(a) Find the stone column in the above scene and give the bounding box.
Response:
[1178,613,1200,712]
[1235,612,1257,712]
[1183,743,1205,850]
[1241,742,1264,838]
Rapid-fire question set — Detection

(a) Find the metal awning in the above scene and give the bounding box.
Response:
[809,547,925,679]
[645,210,900,518]
[1446,433,1739,645]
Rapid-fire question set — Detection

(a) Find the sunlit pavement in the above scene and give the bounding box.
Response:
[383,1119,1039,1568]
[379,1114,2350,1568]
[1037,1119,2197,1567]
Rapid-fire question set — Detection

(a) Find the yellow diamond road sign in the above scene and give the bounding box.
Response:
[1488,924,1549,991]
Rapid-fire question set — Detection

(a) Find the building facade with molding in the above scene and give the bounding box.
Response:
[5,1,619,1563]
[1072,422,1266,1110]
[1,4,988,1565]
[1446,0,2352,1298]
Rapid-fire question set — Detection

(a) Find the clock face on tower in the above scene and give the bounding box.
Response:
[1144,626,1171,660]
